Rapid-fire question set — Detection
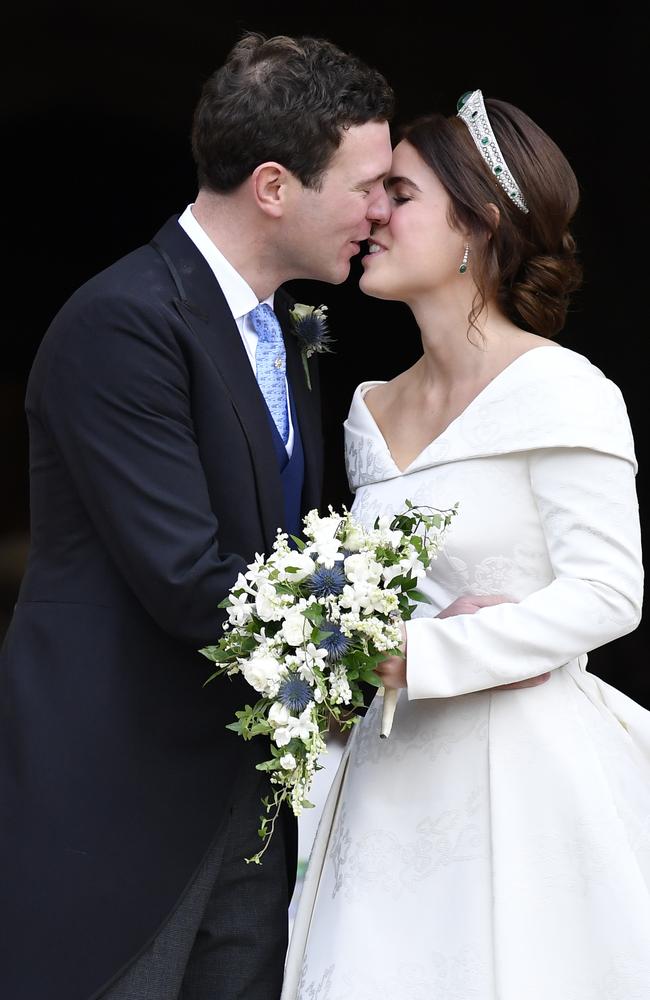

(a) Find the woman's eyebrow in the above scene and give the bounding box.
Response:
[386,175,422,191]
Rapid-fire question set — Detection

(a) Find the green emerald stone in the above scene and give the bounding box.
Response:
[481,136,489,145]
[494,165,502,174]
[457,91,473,111]
[459,264,468,273]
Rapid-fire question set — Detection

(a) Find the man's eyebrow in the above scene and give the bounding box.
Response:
[355,172,389,188]
[386,175,422,191]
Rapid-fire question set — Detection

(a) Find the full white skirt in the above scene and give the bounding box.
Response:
[282,659,650,1000]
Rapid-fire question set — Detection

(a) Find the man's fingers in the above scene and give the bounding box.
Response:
[496,672,551,690]
[437,594,517,619]
[470,594,516,607]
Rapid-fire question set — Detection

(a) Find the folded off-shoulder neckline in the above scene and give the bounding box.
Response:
[358,344,561,476]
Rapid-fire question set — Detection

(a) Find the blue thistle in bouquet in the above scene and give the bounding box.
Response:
[307,564,346,598]
[199,500,458,864]
[277,673,313,715]
[318,621,350,662]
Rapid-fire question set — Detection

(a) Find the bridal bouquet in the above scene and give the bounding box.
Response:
[200,501,457,863]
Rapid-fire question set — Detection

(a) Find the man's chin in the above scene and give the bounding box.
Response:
[306,260,351,285]
[327,263,353,286]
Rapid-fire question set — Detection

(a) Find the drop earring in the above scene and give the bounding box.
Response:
[459,243,470,273]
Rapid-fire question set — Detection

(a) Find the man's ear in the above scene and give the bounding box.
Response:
[251,162,292,218]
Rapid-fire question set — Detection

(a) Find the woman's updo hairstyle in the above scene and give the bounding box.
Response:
[401,97,582,337]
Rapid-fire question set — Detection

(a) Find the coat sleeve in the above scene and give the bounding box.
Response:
[38,292,248,648]
[405,444,644,700]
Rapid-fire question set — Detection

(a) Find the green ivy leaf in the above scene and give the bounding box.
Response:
[303,605,324,623]
[255,759,282,772]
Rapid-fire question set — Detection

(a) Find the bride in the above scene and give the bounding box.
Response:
[282,91,649,999]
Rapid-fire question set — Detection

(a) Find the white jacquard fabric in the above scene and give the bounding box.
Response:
[282,346,650,1000]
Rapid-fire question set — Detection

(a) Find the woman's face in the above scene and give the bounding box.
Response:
[359,139,468,304]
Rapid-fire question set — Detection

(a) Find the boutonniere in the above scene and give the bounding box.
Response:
[289,302,334,390]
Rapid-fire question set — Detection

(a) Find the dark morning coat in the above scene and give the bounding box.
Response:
[0,216,324,1000]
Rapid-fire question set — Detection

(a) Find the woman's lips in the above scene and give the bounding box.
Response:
[361,240,388,263]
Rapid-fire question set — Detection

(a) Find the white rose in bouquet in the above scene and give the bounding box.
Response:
[255,583,287,622]
[280,606,311,647]
[242,654,285,697]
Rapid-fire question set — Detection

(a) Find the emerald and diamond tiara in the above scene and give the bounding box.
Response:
[457,90,529,214]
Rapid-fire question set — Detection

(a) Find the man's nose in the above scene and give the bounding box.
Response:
[367,186,391,225]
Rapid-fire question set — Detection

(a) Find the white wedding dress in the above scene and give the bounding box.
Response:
[282,346,650,1000]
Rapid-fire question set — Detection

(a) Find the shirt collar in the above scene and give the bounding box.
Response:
[178,204,274,319]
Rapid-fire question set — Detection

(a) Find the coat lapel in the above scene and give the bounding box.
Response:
[150,216,285,551]
[275,290,324,514]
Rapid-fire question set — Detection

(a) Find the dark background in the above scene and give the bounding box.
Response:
[2,6,647,702]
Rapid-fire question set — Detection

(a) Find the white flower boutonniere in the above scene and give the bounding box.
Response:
[289,303,334,390]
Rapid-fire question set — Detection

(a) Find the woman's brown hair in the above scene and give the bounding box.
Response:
[401,98,582,338]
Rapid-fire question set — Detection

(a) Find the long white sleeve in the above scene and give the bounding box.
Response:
[405,446,643,700]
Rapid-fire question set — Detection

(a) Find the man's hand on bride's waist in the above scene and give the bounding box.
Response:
[374,594,551,692]
[436,594,551,690]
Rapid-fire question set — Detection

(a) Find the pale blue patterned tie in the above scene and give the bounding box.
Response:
[249,303,289,445]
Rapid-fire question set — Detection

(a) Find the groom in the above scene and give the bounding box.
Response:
[0,33,394,1000]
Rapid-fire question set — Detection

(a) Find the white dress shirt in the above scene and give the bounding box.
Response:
[178,204,294,454]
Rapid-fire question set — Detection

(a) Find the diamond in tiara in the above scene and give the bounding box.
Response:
[457,90,529,214]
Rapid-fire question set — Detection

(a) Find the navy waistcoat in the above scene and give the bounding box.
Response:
[263,382,305,542]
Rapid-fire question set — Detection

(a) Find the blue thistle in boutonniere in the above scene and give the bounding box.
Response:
[289,302,334,390]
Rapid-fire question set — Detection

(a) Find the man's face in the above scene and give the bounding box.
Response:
[282,121,393,284]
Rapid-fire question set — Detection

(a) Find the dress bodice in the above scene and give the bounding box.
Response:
[343,346,638,617]
[345,346,636,491]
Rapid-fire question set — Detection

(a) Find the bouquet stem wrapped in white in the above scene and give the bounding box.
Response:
[200,501,457,863]
[380,687,400,739]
